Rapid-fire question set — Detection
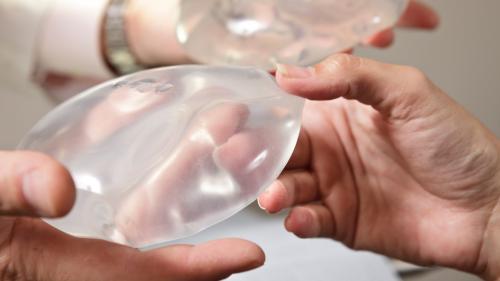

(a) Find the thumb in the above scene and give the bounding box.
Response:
[0,151,75,217]
[276,53,435,120]
[147,238,265,280]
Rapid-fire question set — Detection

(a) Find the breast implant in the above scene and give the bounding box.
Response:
[177,0,408,68]
[19,66,304,248]
[19,0,409,249]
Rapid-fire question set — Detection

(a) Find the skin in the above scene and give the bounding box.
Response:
[257,54,500,280]
[0,153,264,281]
[0,1,440,280]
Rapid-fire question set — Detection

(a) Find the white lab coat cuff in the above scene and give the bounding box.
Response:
[38,0,114,79]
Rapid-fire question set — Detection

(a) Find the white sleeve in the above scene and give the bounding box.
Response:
[0,0,51,92]
[37,0,114,79]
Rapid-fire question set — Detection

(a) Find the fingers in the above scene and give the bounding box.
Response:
[84,81,169,143]
[397,0,439,29]
[214,127,286,195]
[214,129,265,176]
[11,219,263,281]
[0,151,75,217]
[276,54,433,120]
[148,102,249,185]
[285,128,311,169]
[149,238,265,280]
[115,102,249,245]
[258,170,318,213]
[363,28,395,48]
[284,205,335,239]
[362,1,438,49]
[192,102,249,146]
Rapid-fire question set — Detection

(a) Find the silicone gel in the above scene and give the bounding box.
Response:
[19,66,304,248]
[177,0,408,69]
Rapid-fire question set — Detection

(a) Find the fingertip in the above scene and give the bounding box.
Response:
[257,181,288,213]
[275,65,315,97]
[417,2,440,29]
[275,62,348,101]
[399,1,440,30]
[214,131,261,173]
[228,238,266,270]
[189,238,265,279]
[426,10,440,29]
[21,152,76,217]
[256,197,268,211]
[0,151,75,217]
[200,102,250,145]
[40,158,76,217]
[285,207,316,238]
[364,29,395,48]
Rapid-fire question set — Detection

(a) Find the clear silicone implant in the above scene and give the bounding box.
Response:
[18,65,304,248]
[177,0,409,69]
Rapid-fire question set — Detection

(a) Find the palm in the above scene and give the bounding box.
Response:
[297,98,498,271]
[0,217,263,281]
[259,53,500,277]
[0,217,159,281]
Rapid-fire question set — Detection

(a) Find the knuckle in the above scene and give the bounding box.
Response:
[401,66,430,88]
[290,173,300,189]
[388,66,434,121]
[7,175,26,213]
[396,66,431,100]
[1,156,31,213]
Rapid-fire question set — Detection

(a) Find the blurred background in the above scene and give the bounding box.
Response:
[0,0,497,280]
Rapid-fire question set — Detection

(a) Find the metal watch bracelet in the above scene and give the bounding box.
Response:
[103,0,145,75]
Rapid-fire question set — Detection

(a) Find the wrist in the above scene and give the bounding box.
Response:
[480,142,500,281]
[102,0,145,75]
[125,0,191,66]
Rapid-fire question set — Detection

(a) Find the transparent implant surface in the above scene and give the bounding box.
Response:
[177,0,408,69]
[19,66,304,248]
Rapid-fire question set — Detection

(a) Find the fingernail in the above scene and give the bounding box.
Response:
[257,188,270,211]
[257,199,267,211]
[276,63,314,79]
[22,169,49,216]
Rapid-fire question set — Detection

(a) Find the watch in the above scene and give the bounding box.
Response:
[103,0,145,75]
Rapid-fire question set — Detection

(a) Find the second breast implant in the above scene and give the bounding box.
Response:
[177,0,408,69]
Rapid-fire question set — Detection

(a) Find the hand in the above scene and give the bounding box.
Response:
[258,54,500,280]
[62,78,275,247]
[0,151,264,281]
[114,101,256,245]
[364,0,439,48]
